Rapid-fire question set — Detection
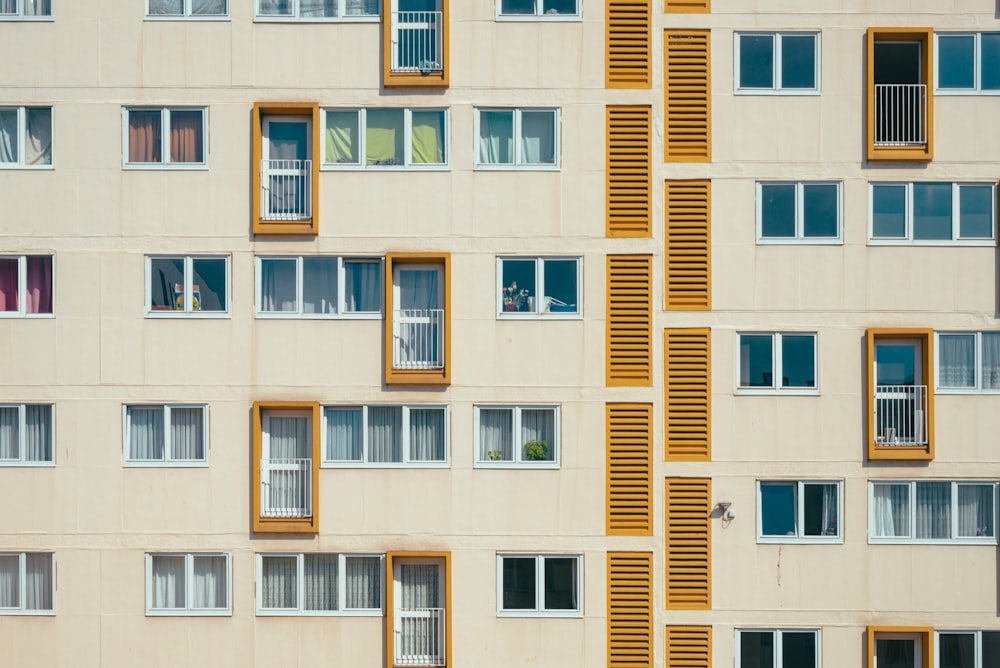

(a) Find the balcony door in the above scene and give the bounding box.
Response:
[393,264,444,369]
[874,339,924,444]
[261,116,312,220]
[393,558,446,666]
[260,410,313,518]
[873,41,925,146]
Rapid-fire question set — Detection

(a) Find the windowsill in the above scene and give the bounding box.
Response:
[735,388,819,396]
[253,15,379,23]
[124,461,209,468]
[474,461,559,469]
[735,88,820,96]
[474,164,560,171]
[255,609,383,617]
[144,15,230,21]
[0,610,54,615]
[497,610,583,618]
[936,387,1000,394]
[868,239,996,247]
[0,164,54,171]
[0,313,54,319]
[123,163,208,170]
[320,164,449,171]
[0,461,55,467]
[255,312,382,320]
[869,538,997,546]
[757,238,842,245]
[146,311,230,319]
[758,536,843,545]
[0,16,53,21]
[146,609,231,617]
[321,462,450,469]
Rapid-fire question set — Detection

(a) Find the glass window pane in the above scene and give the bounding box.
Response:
[302,257,337,314]
[957,484,994,538]
[502,558,536,609]
[258,0,293,15]
[368,406,402,463]
[168,110,204,163]
[24,107,52,166]
[128,407,166,460]
[0,554,19,608]
[25,555,52,611]
[938,334,976,388]
[300,0,336,17]
[542,259,578,313]
[543,557,577,610]
[409,408,445,462]
[740,631,775,668]
[411,110,445,165]
[802,184,838,238]
[326,408,362,461]
[25,256,52,314]
[871,483,911,538]
[303,554,338,611]
[521,409,554,462]
[0,406,18,460]
[982,332,1000,390]
[938,632,974,668]
[150,258,185,311]
[760,184,796,238]
[325,110,360,164]
[344,0,379,16]
[0,109,18,163]
[781,334,816,388]
[192,0,228,15]
[983,631,1000,667]
[740,334,774,388]
[479,408,513,462]
[781,35,816,89]
[191,555,227,609]
[872,185,907,238]
[24,405,53,463]
[760,483,796,536]
[982,34,1000,90]
[500,0,535,14]
[259,258,297,313]
[913,183,954,240]
[520,111,556,165]
[542,0,575,14]
[260,556,297,608]
[344,556,380,608]
[938,35,976,89]
[0,257,17,312]
[478,110,514,164]
[501,259,536,313]
[344,260,381,313]
[170,407,205,461]
[128,110,163,163]
[876,639,915,668]
[915,481,951,539]
[366,109,404,166]
[782,632,817,668]
[740,35,775,89]
[26,0,52,16]
[152,555,186,609]
[958,184,993,239]
[802,483,838,537]
[191,258,227,312]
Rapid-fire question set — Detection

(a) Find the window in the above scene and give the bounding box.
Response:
[938,631,1000,668]
[146,553,230,615]
[497,0,578,18]
[757,182,841,242]
[476,108,558,168]
[386,253,451,385]
[735,32,819,93]
[323,108,448,169]
[256,0,379,20]
[870,183,996,243]
[0,552,53,614]
[146,255,229,316]
[497,257,580,317]
[0,255,53,317]
[323,406,448,466]
[0,404,53,465]
[0,0,50,19]
[123,107,207,167]
[257,553,383,615]
[736,629,819,668]
[475,405,558,467]
[254,403,320,534]
[757,481,841,543]
[869,481,997,543]
[738,333,817,392]
[937,332,1000,392]
[497,554,581,616]
[936,33,1000,94]
[256,256,382,317]
[124,405,207,466]
[0,106,52,167]
[146,0,228,17]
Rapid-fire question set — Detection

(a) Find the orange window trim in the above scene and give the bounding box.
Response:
[252,102,321,236]
[865,328,934,461]
[382,0,449,88]
[386,551,452,668]
[866,626,932,668]
[252,401,321,534]
[384,252,452,386]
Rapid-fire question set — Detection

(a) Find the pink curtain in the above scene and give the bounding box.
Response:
[128,111,162,163]
[25,257,52,314]
[0,259,16,312]
[169,111,203,163]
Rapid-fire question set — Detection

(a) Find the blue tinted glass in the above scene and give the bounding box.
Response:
[938,35,975,89]
[740,334,774,387]
[872,186,906,238]
[958,185,993,239]
[802,184,838,237]
[982,34,1000,90]
[760,484,796,536]
[740,35,774,88]
[781,35,816,89]
[761,184,795,237]
[913,183,953,240]
[781,335,815,388]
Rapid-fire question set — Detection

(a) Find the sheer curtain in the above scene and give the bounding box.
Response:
[938,334,975,387]
[168,110,203,163]
[24,553,52,610]
[300,0,337,17]
[24,405,52,463]
[0,0,16,14]
[148,0,185,14]
[368,407,402,463]
[521,409,554,461]
[479,408,513,461]
[410,409,444,461]
[128,408,165,460]
[25,256,52,314]
[25,107,51,166]
[345,261,380,313]
[0,258,17,312]
[128,110,162,163]
[345,0,379,16]
[345,556,380,609]
[0,407,18,460]
[0,109,16,163]
[191,555,226,609]
[25,0,51,15]
[520,111,555,164]
[871,483,910,538]
[0,555,18,607]
[302,257,337,314]
[260,259,297,312]
[326,408,362,461]
[982,333,1000,390]
[192,0,227,14]
[478,111,513,164]
[171,407,204,461]
[401,563,439,609]
[304,554,338,611]
[915,482,951,539]
[261,556,297,608]
[152,555,185,609]
[958,484,994,537]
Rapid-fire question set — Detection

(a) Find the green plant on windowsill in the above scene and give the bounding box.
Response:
[523,440,549,461]
[486,450,504,461]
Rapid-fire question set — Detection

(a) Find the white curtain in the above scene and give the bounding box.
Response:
[915,482,951,539]
[521,409,554,461]
[258,0,292,15]
[267,417,309,459]
[191,555,226,609]
[871,483,910,538]
[152,555,185,609]
[345,0,378,15]
[171,407,204,460]
[0,109,16,163]
[520,111,555,165]
[326,408,362,461]
[302,258,337,314]
[261,556,297,609]
[938,334,975,388]
[479,408,513,461]
[398,270,439,310]
[958,484,994,537]
[0,407,18,460]
[345,556,380,609]
[304,554,338,611]
[400,564,439,609]
[0,555,18,608]
[128,407,165,460]
[410,409,444,462]
[25,0,50,14]
[820,484,837,536]
[25,108,51,166]
[478,111,513,164]
[260,259,297,312]
[368,407,401,463]
[300,0,336,16]
[982,333,1000,389]
[192,0,227,13]
[0,0,15,14]
[345,261,380,313]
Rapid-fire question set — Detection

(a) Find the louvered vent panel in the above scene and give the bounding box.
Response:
[664,30,711,162]
[607,255,653,386]
[664,0,709,11]
[607,403,653,535]
[665,626,712,668]
[607,106,652,237]
[608,552,653,668]
[664,329,711,461]
[606,0,651,88]
[665,478,711,610]
[665,180,711,310]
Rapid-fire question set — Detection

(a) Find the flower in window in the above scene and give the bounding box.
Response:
[502,281,530,312]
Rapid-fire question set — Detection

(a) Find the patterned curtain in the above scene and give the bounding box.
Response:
[261,556,297,609]
[304,554,338,611]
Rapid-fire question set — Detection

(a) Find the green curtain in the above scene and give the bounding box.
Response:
[411,111,445,164]
[325,111,359,164]
[366,109,404,166]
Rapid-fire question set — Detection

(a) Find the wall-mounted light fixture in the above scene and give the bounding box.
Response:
[717,501,735,521]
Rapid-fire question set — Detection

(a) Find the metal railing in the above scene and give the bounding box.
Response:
[874,84,927,146]
[393,308,445,370]
[874,384,928,446]
[395,607,446,666]
[261,159,312,220]
[391,11,443,73]
[260,457,312,517]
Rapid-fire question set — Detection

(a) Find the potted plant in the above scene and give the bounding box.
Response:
[486,449,504,461]
[523,440,549,461]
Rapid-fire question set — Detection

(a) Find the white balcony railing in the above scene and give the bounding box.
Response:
[260,457,312,518]
[874,384,928,446]
[261,159,312,221]
[874,84,927,146]
[391,11,443,73]
[395,607,446,666]
[393,308,445,370]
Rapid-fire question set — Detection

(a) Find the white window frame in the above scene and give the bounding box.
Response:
[0,403,54,466]
[756,181,843,244]
[496,554,582,618]
[474,405,560,468]
[496,256,582,319]
[321,405,450,468]
[935,32,1000,95]
[255,553,385,616]
[756,480,843,544]
[736,332,819,395]
[122,107,208,169]
[496,0,580,20]
[868,182,997,245]
[935,331,1000,393]
[0,552,54,615]
[123,404,209,467]
[473,108,560,170]
[145,0,229,19]
[254,0,380,22]
[735,629,822,668]
[868,480,999,545]
[734,32,821,95]
[936,630,1000,668]
[254,255,383,319]
[145,552,231,616]
[0,0,52,20]
[145,254,231,318]
[320,108,450,170]
[0,106,53,169]
[0,255,54,318]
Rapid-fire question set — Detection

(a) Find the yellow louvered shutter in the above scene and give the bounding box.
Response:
[665,626,712,668]
[607,255,653,386]
[608,552,653,668]
[664,0,709,11]
[664,329,711,461]
[606,0,651,88]
[607,106,652,237]
[607,403,653,535]
[665,180,710,310]
[664,30,711,162]
[665,478,711,610]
